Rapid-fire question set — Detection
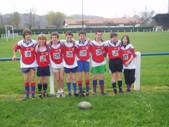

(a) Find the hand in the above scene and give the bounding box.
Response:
[124,61,130,67]
[12,55,17,61]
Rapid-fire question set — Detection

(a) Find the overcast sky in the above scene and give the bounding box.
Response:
[0,0,168,18]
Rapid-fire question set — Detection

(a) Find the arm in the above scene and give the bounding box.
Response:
[12,44,20,60]
[124,48,135,67]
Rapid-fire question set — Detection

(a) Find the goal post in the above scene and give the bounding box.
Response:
[134,52,141,91]
[5,25,14,41]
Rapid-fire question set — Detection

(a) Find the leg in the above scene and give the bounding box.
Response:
[128,69,136,90]
[92,74,98,94]
[43,76,48,96]
[116,72,123,93]
[85,72,90,96]
[77,72,83,95]
[71,72,78,96]
[53,71,60,91]
[124,69,131,92]
[29,69,36,97]
[112,72,117,95]
[37,76,43,97]
[98,73,105,95]
[23,73,30,98]
[66,73,71,96]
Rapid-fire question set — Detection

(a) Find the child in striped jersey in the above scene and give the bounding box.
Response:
[62,31,78,96]
[48,32,65,98]
[35,34,50,97]
[121,35,136,92]
[12,29,37,100]
[90,30,106,95]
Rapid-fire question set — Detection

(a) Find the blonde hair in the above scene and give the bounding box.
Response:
[37,34,47,41]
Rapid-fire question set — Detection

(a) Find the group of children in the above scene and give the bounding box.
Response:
[12,28,136,100]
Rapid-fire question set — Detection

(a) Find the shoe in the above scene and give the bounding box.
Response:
[43,92,48,97]
[68,93,72,96]
[113,89,117,95]
[92,92,96,96]
[56,90,61,98]
[22,96,29,101]
[79,93,85,97]
[74,93,79,97]
[86,92,89,96]
[119,88,123,93]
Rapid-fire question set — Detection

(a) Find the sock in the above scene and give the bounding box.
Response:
[99,80,104,94]
[31,82,36,97]
[24,82,30,97]
[78,81,83,94]
[73,82,77,94]
[67,82,71,94]
[118,80,122,89]
[43,83,48,93]
[112,81,116,90]
[93,80,97,93]
[38,83,42,94]
[86,80,90,93]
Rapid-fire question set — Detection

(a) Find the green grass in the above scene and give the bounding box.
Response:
[0,32,169,127]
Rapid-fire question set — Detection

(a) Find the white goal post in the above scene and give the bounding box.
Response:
[5,25,14,40]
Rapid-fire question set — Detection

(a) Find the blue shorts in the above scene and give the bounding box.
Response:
[77,61,90,72]
[64,67,77,73]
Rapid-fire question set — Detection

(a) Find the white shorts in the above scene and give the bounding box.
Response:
[51,67,64,73]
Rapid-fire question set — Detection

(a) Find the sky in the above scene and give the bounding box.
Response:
[0,0,168,18]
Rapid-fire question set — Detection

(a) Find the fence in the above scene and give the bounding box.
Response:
[0,51,169,95]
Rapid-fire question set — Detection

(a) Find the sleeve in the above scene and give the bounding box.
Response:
[130,47,136,58]
[14,44,20,52]
[14,41,22,52]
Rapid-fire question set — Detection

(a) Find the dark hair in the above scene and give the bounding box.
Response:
[22,28,32,38]
[51,32,59,38]
[110,32,118,38]
[79,30,86,36]
[121,35,130,45]
[65,31,73,36]
[95,29,103,34]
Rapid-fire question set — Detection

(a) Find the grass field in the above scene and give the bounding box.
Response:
[0,32,169,127]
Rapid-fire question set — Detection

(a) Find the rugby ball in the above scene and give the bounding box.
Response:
[78,101,92,109]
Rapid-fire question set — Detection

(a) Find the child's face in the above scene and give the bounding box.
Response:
[95,32,102,41]
[24,34,32,41]
[66,35,73,42]
[38,39,46,46]
[79,34,86,41]
[122,37,128,45]
[111,36,118,42]
[51,35,59,43]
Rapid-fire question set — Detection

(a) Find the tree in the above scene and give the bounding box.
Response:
[47,11,66,28]
[0,13,3,27]
[133,8,155,26]
[9,12,20,28]
[27,8,36,29]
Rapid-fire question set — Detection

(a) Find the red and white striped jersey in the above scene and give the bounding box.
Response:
[62,41,77,68]
[106,40,122,60]
[121,44,136,69]
[14,39,37,68]
[36,46,50,67]
[90,40,106,67]
[75,40,90,62]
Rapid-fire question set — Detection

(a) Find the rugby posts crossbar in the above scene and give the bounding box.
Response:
[1,52,169,94]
